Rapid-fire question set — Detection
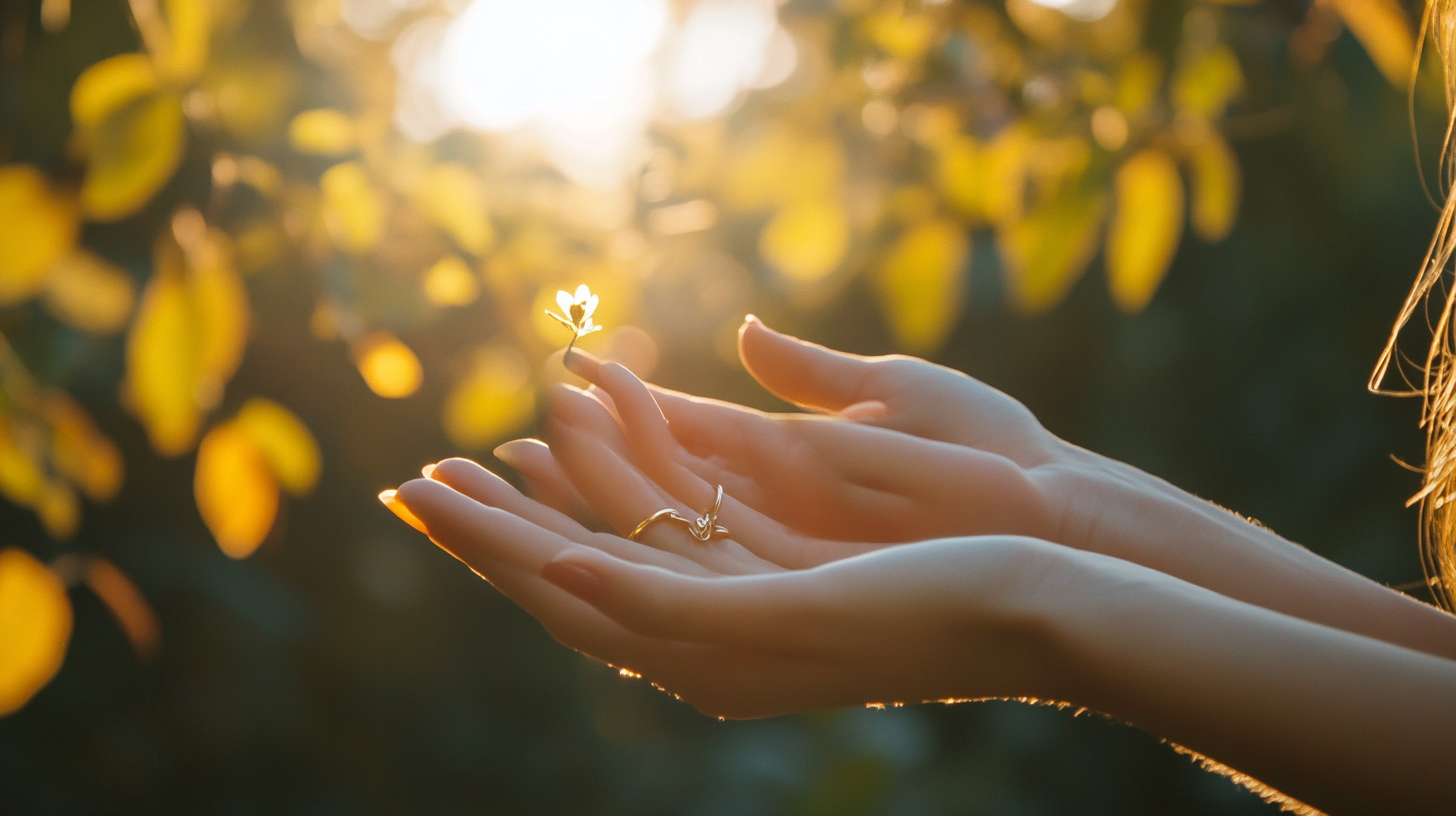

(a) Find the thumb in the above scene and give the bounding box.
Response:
[738,316,880,413]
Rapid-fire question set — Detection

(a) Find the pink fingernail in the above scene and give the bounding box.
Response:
[379,489,429,534]
[493,439,533,469]
[564,348,600,375]
[840,400,888,421]
[542,559,603,602]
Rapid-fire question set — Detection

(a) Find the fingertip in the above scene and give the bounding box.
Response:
[493,438,545,470]
[379,487,429,534]
[548,382,603,427]
[839,400,889,421]
[564,348,602,379]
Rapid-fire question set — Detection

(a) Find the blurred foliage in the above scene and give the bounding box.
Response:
[0,0,1442,812]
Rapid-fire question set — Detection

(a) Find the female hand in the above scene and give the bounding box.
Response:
[499,319,1456,660]
[388,450,1066,720]
[388,426,1456,816]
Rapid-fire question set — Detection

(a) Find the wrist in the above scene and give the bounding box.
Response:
[935,537,1088,706]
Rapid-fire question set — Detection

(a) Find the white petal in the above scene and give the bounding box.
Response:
[557,290,574,312]
[574,283,591,303]
[582,294,599,320]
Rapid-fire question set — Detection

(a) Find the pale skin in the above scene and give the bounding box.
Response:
[384,317,1456,815]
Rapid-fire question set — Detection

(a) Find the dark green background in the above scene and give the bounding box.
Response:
[0,1,1440,813]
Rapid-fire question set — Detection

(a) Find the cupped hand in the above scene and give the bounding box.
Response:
[389,445,1069,718]
[496,321,1062,548]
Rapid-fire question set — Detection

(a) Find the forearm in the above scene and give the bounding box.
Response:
[1043,442,1456,660]
[1030,550,1456,815]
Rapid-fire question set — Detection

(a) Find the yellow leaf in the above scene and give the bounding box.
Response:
[0,418,45,508]
[354,332,423,399]
[998,188,1108,314]
[321,161,385,256]
[423,255,480,306]
[194,421,277,559]
[412,164,494,256]
[1328,0,1414,87]
[81,93,187,221]
[1106,149,1185,314]
[1115,53,1163,117]
[1188,130,1240,243]
[980,125,1033,225]
[876,219,969,354]
[935,136,984,219]
[70,53,159,130]
[0,548,72,717]
[35,481,79,540]
[205,61,295,143]
[43,390,124,503]
[233,398,320,497]
[443,346,535,449]
[1172,45,1243,118]
[0,165,78,304]
[863,8,936,60]
[288,109,356,157]
[126,255,196,454]
[125,228,249,456]
[759,198,850,283]
[159,0,210,82]
[42,249,136,333]
[186,231,249,406]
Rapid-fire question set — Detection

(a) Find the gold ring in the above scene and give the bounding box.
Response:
[627,485,731,543]
[628,509,682,541]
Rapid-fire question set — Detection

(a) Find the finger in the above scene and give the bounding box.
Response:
[428,456,592,542]
[396,477,581,572]
[565,353,717,507]
[410,468,713,574]
[542,548,831,652]
[492,439,602,526]
[552,392,869,569]
[738,316,881,412]
[547,411,778,574]
[642,386,767,503]
[570,363,800,549]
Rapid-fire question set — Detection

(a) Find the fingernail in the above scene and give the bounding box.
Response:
[493,439,532,469]
[840,400,888,421]
[542,558,603,602]
[421,463,436,478]
[564,348,600,376]
[378,489,429,534]
[550,382,597,424]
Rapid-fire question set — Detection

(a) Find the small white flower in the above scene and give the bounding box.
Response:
[545,284,603,351]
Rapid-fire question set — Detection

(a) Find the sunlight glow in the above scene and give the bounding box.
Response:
[409,0,796,186]
[441,0,668,130]
[1027,0,1118,23]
